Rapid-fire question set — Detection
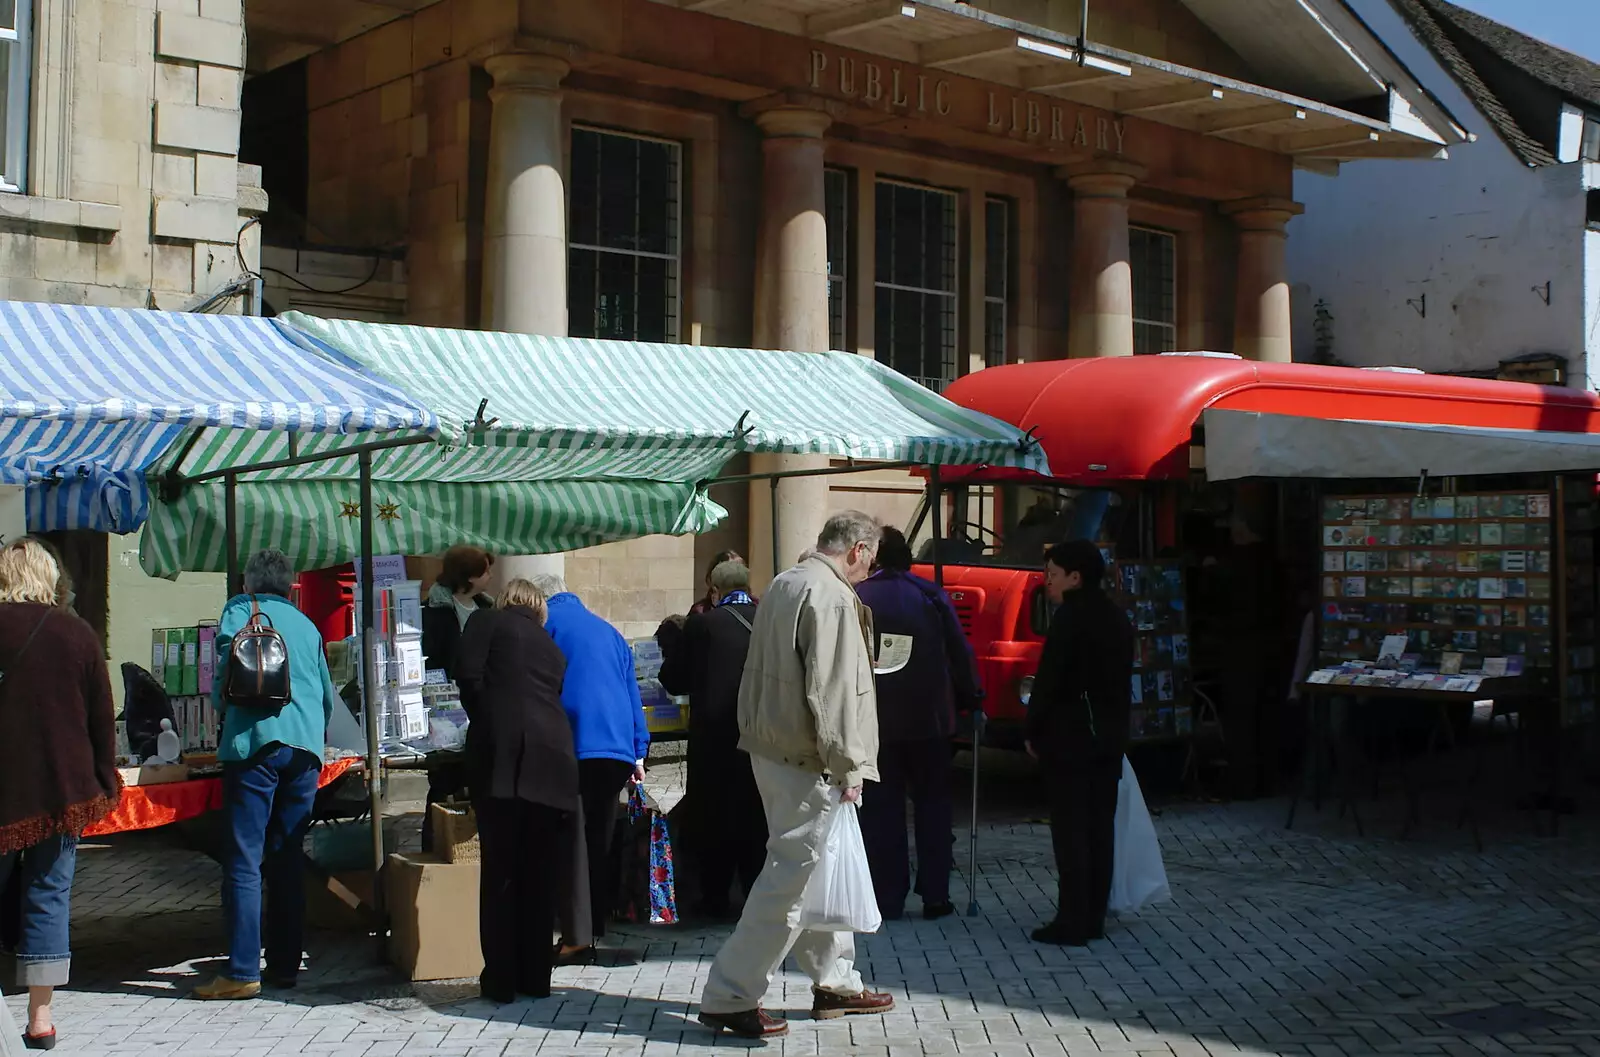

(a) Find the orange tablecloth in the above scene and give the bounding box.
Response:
[84,756,361,837]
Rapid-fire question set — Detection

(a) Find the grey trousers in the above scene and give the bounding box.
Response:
[556,800,593,948]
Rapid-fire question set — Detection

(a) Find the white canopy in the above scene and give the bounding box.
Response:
[1203,409,1600,481]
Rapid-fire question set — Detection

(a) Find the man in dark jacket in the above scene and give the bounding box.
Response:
[658,559,766,918]
[1026,539,1134,946]
[854,526,982,921]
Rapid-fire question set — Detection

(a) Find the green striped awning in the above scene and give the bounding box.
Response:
[140,314,1049,576]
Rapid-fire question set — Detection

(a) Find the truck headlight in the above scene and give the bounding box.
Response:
[1019,676,1034,707]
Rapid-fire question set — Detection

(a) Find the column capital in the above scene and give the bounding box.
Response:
[1222,196,1304,232]
[483,51,570,97]
[1055,158,1147,198]
[741,91,843,138]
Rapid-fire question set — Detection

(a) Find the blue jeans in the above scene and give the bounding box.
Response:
[221,745,320,983]
[0,834,77,987]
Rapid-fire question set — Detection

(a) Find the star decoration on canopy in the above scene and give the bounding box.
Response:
[377,502,401,522]
[338,500,362,519]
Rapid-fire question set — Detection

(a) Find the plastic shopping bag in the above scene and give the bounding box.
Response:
[1107,755,1171,916]
[798,789,882,934]
[618,783,678,925]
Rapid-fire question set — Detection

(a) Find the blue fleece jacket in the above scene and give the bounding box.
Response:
[543,593,651,764]
[212,593,340,764]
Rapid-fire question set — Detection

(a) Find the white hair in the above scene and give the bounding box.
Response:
[526,572,568,598]
[243,549,296,597]
[814,511,881,556]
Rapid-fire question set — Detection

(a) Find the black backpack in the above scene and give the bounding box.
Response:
[224,597,292,712]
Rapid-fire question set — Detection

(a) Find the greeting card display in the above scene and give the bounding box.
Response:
[1319,491,1555,669]
[1112,561,1191,742]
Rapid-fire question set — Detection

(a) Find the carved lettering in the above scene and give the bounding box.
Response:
[810,50,828,90]
[798,47,1131,154]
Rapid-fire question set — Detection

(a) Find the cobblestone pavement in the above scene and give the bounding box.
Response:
[9,743,1600,1057]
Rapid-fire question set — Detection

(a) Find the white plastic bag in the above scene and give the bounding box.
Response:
[1108,755,1171,916]
[798,789,883,933]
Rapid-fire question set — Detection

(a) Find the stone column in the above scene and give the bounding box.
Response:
[1060,160,1145,358]
[1223,197,1304,363]
[745,98,834,589]
[482,52,570,584]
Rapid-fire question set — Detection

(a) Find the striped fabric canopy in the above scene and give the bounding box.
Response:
[0,302,441,532]
[140,314,1049,575]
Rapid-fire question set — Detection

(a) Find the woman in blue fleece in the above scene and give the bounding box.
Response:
[529,574,650,950]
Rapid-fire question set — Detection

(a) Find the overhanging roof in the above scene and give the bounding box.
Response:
[651,0,1467,162]
[1205,409,1600,480]
[940,355,1600,485]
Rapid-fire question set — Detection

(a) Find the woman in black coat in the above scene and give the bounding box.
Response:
[453,578,579,1003]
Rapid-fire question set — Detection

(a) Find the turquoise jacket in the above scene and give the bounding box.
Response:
[212,593,339,764]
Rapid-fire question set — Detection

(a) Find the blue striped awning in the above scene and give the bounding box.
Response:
[0,302,441,532]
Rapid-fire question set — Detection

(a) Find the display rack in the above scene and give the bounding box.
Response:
[1112,559,1193,741]
[1559,476,1597,727]
[1318,491,1555,671]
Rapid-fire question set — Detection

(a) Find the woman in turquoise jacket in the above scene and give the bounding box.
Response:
[195,549,341,1002]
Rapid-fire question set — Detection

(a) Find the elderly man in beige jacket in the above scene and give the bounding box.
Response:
[698,510,894,1039]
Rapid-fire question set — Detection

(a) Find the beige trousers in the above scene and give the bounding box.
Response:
[699,756,864,1014]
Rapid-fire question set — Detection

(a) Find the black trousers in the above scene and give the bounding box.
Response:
[475,797,564,999]
[1046,753,1121,940]
[860,737,954,916]
[689,747,767,914]
[579,758,634,938]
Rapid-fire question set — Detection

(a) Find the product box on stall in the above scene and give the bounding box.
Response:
[386,852,483,981]
[180,627,200,696]
[197,624,217,696]
[150,629,167,687]
[164,629,184,696]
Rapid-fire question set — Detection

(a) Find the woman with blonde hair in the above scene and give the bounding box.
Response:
[0,539,120,1049]
[452,578,578,1002]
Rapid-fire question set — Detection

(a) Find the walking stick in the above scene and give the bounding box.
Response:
[966,709,986,917]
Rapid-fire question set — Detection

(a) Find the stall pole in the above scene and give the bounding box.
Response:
[930,465,944,588]
[358,450,385,928]
[770,477,781,575]
[224,473,241,597]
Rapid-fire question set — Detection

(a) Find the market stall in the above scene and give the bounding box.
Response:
[124,311,1049,919]
[922,355,1600,818]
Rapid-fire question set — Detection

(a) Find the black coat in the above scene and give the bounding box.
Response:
[454,607,579,811]
[421,592,493,680]
[658,603,764,836]
[1027,588,1135,762]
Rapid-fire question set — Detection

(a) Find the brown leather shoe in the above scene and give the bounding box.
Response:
[812,988,895,1020]
[698,1008,789,1038]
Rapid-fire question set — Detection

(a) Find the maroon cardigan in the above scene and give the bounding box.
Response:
[0,603,121,854]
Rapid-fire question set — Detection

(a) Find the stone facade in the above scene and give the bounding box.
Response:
[1,0,264,688]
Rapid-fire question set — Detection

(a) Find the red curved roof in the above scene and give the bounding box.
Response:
[943,356,1600,484]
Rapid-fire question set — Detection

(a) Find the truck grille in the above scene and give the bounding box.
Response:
[946,589,979,634]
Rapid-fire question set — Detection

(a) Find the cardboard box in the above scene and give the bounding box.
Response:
[150,629,167,687]
[180,627,200,696]
[164,629,184,695]
[198,625,217,696]
[117,763,190,786]
[386,852,483,982]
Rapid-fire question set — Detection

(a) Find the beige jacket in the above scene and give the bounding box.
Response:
[737,553,880,788]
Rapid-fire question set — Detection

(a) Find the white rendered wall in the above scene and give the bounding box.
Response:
[1288,0,1588,388]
